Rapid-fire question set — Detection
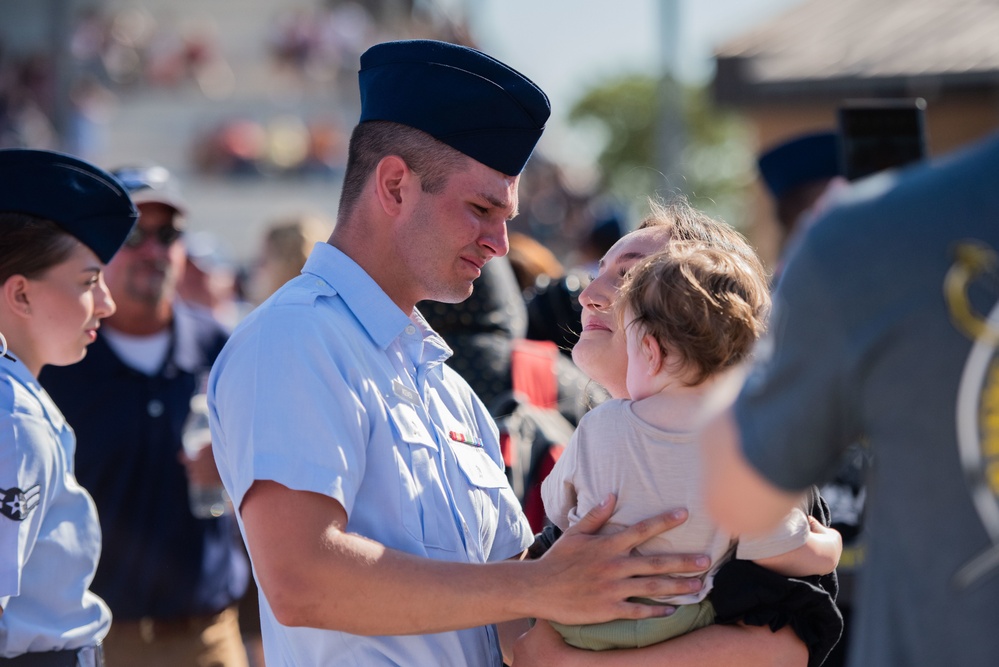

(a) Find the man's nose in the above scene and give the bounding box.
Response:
[479,221,509,259]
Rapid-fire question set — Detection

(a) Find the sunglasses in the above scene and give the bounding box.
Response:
[124,225,184,249]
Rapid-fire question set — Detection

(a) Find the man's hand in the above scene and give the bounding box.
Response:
[526,494,709,626]
[512,619,576,667]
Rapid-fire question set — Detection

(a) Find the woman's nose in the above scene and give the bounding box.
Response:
[95,278,116,318]
[579,276,610,311]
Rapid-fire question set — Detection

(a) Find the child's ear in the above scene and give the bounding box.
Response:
[642,333,663,374]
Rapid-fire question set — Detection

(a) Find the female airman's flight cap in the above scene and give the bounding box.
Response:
[358,40,551,177]
[0,148,138,263]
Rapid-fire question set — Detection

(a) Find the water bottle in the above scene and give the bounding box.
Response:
[182,393,230,519]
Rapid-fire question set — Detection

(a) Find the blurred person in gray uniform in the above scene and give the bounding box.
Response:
[705,132,999,666]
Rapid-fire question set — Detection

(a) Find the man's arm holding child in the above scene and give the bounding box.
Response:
[241,482,707,636]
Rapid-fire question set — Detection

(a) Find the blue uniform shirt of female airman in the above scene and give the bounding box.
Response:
[209,241,534,667]
[0,354,111,656]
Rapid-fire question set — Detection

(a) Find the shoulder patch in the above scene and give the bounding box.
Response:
[0,485,40,521]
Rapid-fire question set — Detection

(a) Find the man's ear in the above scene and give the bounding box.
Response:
[2,275,32,319]
[373,155,411,217]
[642,333,663,375]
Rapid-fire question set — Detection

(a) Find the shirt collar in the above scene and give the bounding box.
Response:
[302,243,415,350]
[302,244,454,366]
[1,351,67,430]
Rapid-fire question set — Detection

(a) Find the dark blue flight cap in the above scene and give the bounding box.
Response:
[758,131,842,199]
[0,149,138,264]
[358,40,550,177]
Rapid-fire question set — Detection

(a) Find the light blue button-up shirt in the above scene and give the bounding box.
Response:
[0,355,110,656]
[209,242,533,666]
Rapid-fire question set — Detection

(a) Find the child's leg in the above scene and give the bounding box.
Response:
[549,599,716,651]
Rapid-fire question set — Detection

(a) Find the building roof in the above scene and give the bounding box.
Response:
[713,0,999,104]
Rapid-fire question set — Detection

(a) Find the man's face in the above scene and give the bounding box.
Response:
[392,157,518,310]
[104,202,186,308]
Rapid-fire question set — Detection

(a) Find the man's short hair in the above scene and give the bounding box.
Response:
[337,121,470,220]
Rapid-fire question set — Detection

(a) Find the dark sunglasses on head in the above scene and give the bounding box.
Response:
[124,225,184,249]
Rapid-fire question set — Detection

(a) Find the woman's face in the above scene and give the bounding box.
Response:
[23,242,115,373]
[572,226,671,399]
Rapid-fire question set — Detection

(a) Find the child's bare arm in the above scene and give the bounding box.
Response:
[751,517,842,577]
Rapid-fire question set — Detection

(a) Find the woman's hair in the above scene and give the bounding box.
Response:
[0,212,78,284]
[638,196,767,273]
[617,238,771,386]
[337,121,470,220]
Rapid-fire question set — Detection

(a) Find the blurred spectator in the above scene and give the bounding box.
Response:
[247,213,333,305]
[177,230,243,330]
[266,2,376,86]
[525,269,590,358]
[192,115,348,179]
[572,207,626,275]
[0,50,57,149]
[706,129,999,667]
[757,131,845,255]
[507,231,564,296]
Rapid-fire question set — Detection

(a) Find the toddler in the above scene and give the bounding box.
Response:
[542,240,842,650]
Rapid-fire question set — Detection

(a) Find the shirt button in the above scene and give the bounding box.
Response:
[147,399,164,417]
[405,325,416,335]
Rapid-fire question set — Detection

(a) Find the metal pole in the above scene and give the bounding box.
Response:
[656,0,687,196]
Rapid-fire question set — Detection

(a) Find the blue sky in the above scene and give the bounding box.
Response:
[469,0,806,168]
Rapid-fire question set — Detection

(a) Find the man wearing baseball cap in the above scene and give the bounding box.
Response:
[209,40,702,666]
[41,164,250,667]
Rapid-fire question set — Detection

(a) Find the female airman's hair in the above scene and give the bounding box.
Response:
[0,213,78,284]
[337,121,470,220]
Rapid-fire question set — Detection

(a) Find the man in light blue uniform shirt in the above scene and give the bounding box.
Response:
[209,39,703,667]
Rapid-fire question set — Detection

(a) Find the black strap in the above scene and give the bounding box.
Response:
[0,644,104,667]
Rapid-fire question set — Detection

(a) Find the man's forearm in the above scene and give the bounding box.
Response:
[513,619,808,667]
[703,409,802,535]
[243,481,708,636]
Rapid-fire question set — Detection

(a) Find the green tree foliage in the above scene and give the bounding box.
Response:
[568,74,755,229]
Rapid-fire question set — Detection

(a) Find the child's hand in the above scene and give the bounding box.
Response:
[808,516,842,542]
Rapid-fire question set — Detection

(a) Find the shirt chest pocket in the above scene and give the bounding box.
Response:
[447,438,510,489]
[387,402,457,552]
